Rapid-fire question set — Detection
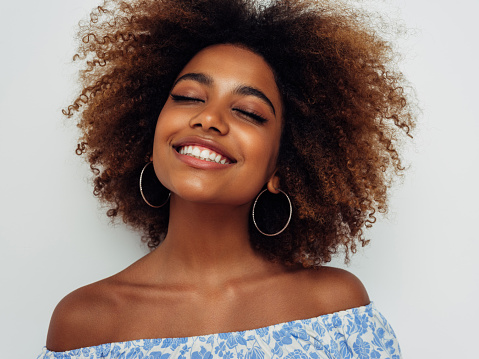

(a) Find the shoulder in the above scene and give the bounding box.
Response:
[46,279,120,352]
[299,266,370,314]
[45,253,164,351]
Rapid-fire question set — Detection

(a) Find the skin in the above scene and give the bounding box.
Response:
[46,44,369,352]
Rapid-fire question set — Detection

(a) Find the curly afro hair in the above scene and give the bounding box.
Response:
[65,0,416,267]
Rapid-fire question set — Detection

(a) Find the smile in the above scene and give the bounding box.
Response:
[177,145,232,164]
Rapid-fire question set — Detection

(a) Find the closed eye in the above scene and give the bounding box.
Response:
[234,108,268,124]
[170,94,205,103]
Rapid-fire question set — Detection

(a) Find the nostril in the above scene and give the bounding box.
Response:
[189,113,228,135]
[193,122,221,133]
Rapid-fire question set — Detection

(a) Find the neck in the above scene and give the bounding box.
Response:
[152,194,275,285]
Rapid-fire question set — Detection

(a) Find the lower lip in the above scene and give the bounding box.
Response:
[174,149,234,170]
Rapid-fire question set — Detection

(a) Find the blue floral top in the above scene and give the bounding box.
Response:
[37,303,401,359]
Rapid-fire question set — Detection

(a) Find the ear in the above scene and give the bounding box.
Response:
[266,170,280,194]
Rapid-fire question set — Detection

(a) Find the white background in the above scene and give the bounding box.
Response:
[1,0,478,357]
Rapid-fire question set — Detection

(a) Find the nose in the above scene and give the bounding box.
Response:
[189,105,229,135]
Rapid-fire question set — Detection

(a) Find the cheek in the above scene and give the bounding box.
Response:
[263,133,282,177]
[152,117,164,157]
[152,110,176,151]
[151,113,173,181]
[240,129,280,179]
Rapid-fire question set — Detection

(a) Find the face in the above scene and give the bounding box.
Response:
[152,44,283,206]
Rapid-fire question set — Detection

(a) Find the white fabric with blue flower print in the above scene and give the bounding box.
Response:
[37,302,401,359]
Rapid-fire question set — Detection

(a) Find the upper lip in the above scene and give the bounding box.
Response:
[172,136,237,163]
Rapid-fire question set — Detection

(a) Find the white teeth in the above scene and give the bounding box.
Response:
[200,149,209,159]
[178,145,230,164]
[192,147,201,157]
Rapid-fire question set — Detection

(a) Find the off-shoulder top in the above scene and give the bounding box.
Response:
[37,302,401,358]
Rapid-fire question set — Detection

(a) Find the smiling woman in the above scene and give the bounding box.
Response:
[152,45,282,206]
[37,0,416,358]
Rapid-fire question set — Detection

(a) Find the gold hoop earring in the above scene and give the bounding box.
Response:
[252,188,292,237]
[139,162,170,208]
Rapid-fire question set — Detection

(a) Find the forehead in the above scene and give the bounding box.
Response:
[179,44,273,75]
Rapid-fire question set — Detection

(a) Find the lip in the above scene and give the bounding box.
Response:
[172,136,237,169]
[172,136,237,163]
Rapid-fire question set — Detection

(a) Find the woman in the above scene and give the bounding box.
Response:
[38,0,415,357]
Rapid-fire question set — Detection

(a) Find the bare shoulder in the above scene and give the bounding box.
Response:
[300,266,370,314]
[46,279,120,352]
[46,253,163,351]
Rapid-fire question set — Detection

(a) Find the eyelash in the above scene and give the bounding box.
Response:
[170,93,268,124]
[233,109,268,124]
[170,94,204,103]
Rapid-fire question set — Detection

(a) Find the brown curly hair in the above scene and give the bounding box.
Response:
[65,0,415,267]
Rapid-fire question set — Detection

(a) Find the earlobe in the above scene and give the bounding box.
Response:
[267,172,280,194]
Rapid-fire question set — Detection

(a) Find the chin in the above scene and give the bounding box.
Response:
[170,187,253,207]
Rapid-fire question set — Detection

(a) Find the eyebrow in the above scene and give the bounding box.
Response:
[173,73,213,87]
[233,85,276,116]
[172,72,276,116]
